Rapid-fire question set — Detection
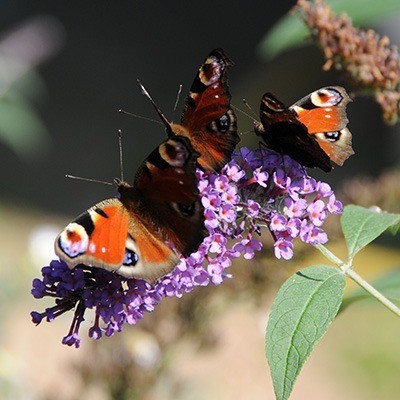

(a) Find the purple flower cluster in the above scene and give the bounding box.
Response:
[31,147,342,347]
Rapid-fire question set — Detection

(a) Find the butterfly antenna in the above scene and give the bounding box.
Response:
[172,84,183,116]
[231,104,259,124]
[173,84,183,111]
[65,174,113,186]
[242,98,258,118]
[137,79,174,138]
[118,109,164,125]
[118,129,124,182]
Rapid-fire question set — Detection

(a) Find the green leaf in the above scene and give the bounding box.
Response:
[0,95,50,159]
[256,15,307,62]
[340,268,400,312]
[266,265,345,400]
[341,205,400,260]
[257,0,400,60]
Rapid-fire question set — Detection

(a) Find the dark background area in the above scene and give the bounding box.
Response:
[1,0,398,218]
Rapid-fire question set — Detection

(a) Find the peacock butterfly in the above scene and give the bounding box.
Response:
[141,48,240,172]
[254,86,354,172]
[55,136,206,284]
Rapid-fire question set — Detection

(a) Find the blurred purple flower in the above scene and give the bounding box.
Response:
[274,238,294,260]
[232,238,262,260]
[32,147,342,346]
[307,200,328,226]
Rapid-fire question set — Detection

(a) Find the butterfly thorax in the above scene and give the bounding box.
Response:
[116,183,156,228]
[170,122,189,138]
[170,115,239,172]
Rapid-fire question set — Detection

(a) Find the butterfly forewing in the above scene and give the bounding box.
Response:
[55,199,129,271]
[172,48,240,172]
[291,86,351,133]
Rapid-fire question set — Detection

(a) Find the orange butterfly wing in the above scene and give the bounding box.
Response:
[171,48,240,171]
[55,200,130,270]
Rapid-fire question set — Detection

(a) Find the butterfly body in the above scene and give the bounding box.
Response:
[55,136,206,284]
[255,86,354,172]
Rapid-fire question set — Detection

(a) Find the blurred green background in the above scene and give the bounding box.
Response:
[0,1,399,399]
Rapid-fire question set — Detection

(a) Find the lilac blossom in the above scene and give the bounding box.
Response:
[31,147,343,347]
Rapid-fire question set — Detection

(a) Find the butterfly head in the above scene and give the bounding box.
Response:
[254,120,264,136]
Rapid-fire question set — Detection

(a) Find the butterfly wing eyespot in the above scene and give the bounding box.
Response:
[57,222,89,261]
[313,128,354,166]
[158,138,191,167]
[115,233,178,283]
[217,113,231,133]
[198,52,224,86]
[170,201,198,218]
[310,88,344,107]
[208,111,231,134]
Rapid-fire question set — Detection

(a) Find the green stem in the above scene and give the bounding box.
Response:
[316,244,400,317]
[315,244,343,266]
[344,267,400,317]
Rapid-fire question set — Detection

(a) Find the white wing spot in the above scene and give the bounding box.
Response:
[89,243,96,254]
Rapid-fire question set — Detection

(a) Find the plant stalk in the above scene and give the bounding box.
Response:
[316,244,400,317]
[315,244,343,265]
[343,267,400,317]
